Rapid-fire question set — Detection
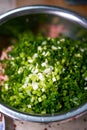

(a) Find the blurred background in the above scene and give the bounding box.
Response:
[0,0,87,17]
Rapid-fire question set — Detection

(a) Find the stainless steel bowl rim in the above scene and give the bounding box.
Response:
[0,5,87,122]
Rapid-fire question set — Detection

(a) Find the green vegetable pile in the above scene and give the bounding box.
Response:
[0,32,87,114]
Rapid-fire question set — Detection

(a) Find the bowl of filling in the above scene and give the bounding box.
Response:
[0,5,87,125]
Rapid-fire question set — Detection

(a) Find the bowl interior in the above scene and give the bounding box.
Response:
[0,6,87,122]
[0,13,87,53]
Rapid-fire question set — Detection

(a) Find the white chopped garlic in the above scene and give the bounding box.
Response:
[38,46,42,51]
[52,77,56,82]
[27,104,31,108]
[28,59,33,63]
[84,77,87,81]
[84,87,87,90]
[32,82,38,90]
[41,62,47,67]
[18,67,23,74]
[51,45,57,50]
[42,41,47,45]
[57,46,61,49]
[38,73,44,80]
[5,84,8,90]
[44,68,51,74]
[33,53,38,59]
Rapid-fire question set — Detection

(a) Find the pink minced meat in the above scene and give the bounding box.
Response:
[47,24,67,38]
[39,24,67,38]
[0,46,13,60]
[0,46,13,83]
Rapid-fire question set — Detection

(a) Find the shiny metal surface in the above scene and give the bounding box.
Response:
[0,5,87,123]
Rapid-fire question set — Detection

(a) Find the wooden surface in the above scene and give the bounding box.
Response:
[16,0,87,17]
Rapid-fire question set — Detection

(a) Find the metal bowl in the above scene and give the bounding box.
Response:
[0,5,87,123]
